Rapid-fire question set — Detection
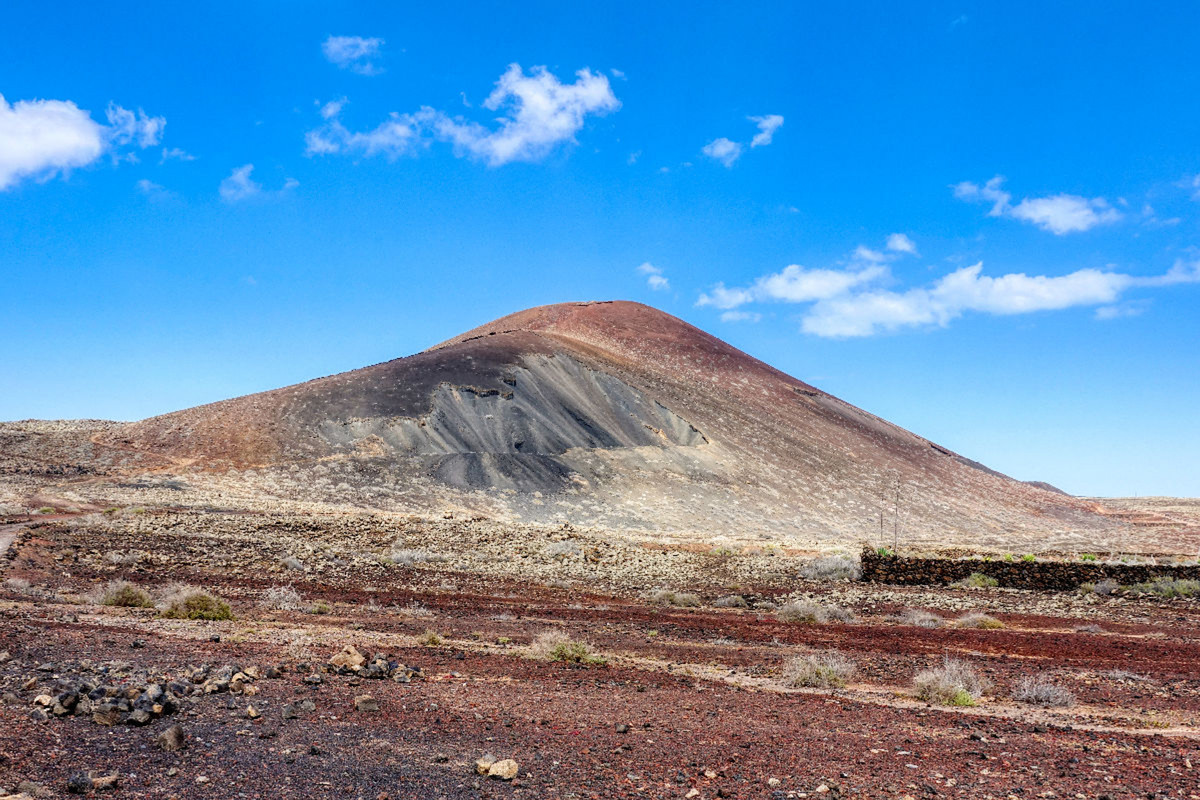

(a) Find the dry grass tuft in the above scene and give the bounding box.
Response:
[913,658,990,706]
[260,585,303,610]
[94,580,153,608]
[782,649,857,688]
[777,600,855,624]
[159,587,233,621]
[800,555,862,582]
[528,630,606,665]
[648,589,702,608]
[890,608,945,628]
[954,611,1005,629]
[1011,674,1076,707]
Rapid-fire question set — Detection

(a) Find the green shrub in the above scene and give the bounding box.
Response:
[160,591,233,621]
[952,572,999,589]
[1021,554,1036,563]
[875,547,894,558]
[1080,553,1098,562]
[1130,577,1200,598]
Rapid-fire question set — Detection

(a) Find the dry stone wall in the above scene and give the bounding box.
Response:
[860,547,1200,590]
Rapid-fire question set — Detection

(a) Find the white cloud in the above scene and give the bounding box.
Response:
[886,233,917,254]
[105,103,165,148]
[322,35,385,75]
[1188,173,1200,200]
[749,114,784,147]
[637,262,669,290]
[720,310,762,323]
[307,64,619,166]
[219,164,297,203]
[0,95,105,189]
[701,137,742,167]
[954,175,1122,234]
[702,114,783,167]
[136,178,174,200]
[0,94,165,190]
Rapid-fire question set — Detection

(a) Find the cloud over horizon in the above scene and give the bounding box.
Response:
[697,236,1200,337]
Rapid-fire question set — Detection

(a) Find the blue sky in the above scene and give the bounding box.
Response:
[2,1,1199,496]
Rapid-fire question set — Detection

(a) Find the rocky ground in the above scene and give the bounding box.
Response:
[2,506,1200,799]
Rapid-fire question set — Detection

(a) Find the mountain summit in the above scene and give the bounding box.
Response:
[97,301,1116,546]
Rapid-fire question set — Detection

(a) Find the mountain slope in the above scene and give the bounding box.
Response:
[94,301,1120,547]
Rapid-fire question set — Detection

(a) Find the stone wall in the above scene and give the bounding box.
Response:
[859,547,1200,591]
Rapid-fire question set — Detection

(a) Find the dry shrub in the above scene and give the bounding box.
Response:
[955,611,1005,629]
[417,629,444,646]
[279,555,304,571]
[800,555,862,582]
[952,572,999,589]
[1011,674,1076,707]
[777,600,855,624]
[890,608,945,628]
[713,594,749,609]
[528,630,606,665]
[260,585,303,610]
[159,586,233,621]
[913,658,990,706]
[782,650,857,688]
[95,580,153,608]
[544,540,582,559]
[648,589,702,608]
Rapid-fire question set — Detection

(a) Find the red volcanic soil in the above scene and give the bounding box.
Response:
[3,520,1200,799]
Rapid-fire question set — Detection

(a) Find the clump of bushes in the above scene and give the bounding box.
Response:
[782,650,857,688]
[528,630,606,665]
[889,608,945,628]
[952,573,999,589]
[648,589,702,608]
[417,629,444,646]
[954,611,1005,629]
[159,588,234,621]
[1011,674,1075,707]
[1078,579,1120,596]
[713,594,749,609]
[260,585,303,610]
[96,580,153,608]
[800,555,862,582]
[309,601,332,615]
[913,658,990,706]
[777,600,855,624]
[1129,577,1200,598]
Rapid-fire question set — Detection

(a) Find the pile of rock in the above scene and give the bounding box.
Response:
[19,659,282,727]
[325,645,423,683]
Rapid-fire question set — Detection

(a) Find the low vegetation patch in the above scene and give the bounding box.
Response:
[913,658,989,706]
[1011,674,1076,707]
[648,589,702,608]
[952,572,999,589]
[782,649,857,688]
[260,585,303,610]
[543,540,582,559]
[889,608,945,628]
[159,588,234,621]
[1129,577,1200,598]
[777,600,855,624]
[96,580,153,608]
[954,611,1004,629]
[309,601,332,615]
[1078,579,1120,596]
[800,555,862,582]
[417,629,444,646]
[713,594,749,608]
[528,630,606,665]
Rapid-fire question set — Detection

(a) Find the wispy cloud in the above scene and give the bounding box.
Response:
[219,164,297,203]
[701,114,784,167]
[135,178,172,200]
[0,94,165,190]
[720,310,762,323]
[322,35,385,76]
[954,176,1122,234]
[886,232,918,255]
[637,262,669,290]
[307,64,619,166]
[160,147,195,163]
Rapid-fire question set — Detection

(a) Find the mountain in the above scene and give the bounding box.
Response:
[93,301,1119,547]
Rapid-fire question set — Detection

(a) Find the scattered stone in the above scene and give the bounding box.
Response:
[435,754,449,763]
[156,725,187,752]
[354,694,380,713]
[487,759,519,781]
[330,645,366,669]
[91,775,120,792]
[475,755,497,775]
[126,709,152,725]
[28,708,48,722]
[615,723,629,733]
[246,705,260,719]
